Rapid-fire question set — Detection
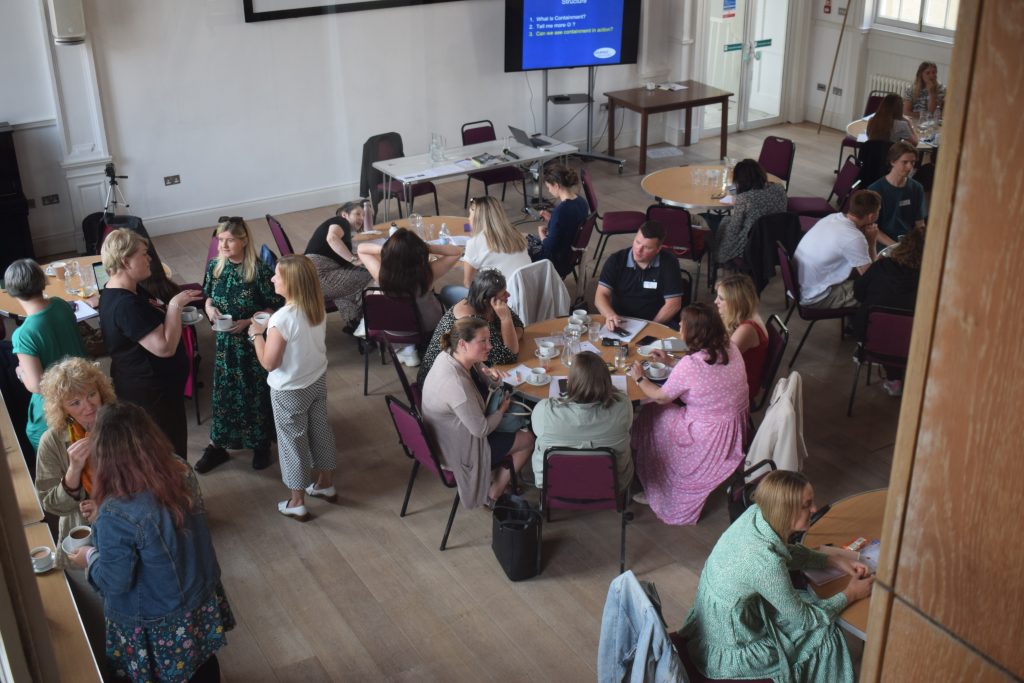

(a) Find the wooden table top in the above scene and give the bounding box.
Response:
[641,165,783,211]
[0,255,103,318]
[25,522,103,682]
[802,488,888,640]
[493,315,680,402]
[363,215,470,243]
[604,81,734,111]
[2,402,44,525]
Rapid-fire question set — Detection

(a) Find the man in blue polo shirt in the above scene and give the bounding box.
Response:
[868,141,927,246]
[595,221,685,329]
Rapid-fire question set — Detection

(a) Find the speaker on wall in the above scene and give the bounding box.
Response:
[47,0,86,45]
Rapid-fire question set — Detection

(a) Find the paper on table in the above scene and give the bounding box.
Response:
[610,375,628,393]
[502,364,534,387]
[597,317,647,343]
[577,341,602,355]
[658,83,687,91]
[71,300,98,322]
[719,194,735,205]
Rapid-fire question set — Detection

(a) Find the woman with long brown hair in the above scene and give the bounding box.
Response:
[628,303,749,524]
[67,402,234,682]
[249,255,337,521]
[867,93,918,145]
[714,273,769,401]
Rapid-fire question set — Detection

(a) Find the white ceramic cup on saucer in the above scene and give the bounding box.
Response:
[65,525,93,552]
[646,361,668,379]
[528,368,548,385]
[252,312,270,326]
[572,309,589,321]
[30,547,54,573]
[214,314,233,331]
[568,315,585,326]
[181,305,200,323]
[537,341,557,357]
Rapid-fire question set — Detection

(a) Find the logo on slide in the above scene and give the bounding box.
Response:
[593,47,617,59]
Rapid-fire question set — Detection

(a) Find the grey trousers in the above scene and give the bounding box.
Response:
[270,373,337,490]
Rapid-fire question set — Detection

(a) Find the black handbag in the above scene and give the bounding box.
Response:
[491,494,543,581]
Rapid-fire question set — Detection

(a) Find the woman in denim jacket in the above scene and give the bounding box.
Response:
[68,402,234,682]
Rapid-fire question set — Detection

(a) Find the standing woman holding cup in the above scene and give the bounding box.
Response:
[249,255,338,521]
[196,217,283,473]
[99,228,203,458]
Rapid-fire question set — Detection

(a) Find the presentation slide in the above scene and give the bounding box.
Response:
[521,0,625,71]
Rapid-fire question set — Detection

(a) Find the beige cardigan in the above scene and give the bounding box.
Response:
[420,351,503,509]
[34,428,90,568]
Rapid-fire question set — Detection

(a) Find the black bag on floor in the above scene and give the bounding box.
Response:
[491,494,542,581]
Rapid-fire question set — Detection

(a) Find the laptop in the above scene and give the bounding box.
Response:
[508,125,556,150]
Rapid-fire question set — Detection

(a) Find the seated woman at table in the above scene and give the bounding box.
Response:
[714,273,769,402]
[530,351,633,489]
[463,196,532,286]
[421,317,534,508]
[867,93,918,145]
[99,228,203,458]
[358,228,461,367]
[195,217,283,473]
[526,164,589,278]
[304,200,374,328]
[418,268,523,385]
[5,258,87,450]
[679,470,873,683]
[712,159,788,265]
[629,303,749,525]
[67,402,235,683]
[853,224,925,397]
[903,61,946,118]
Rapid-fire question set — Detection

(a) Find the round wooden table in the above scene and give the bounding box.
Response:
[0,255,104,319]
[846,117,940,152]
[641,165,783,210]
[494,315,681,402]
[801,487,888,640]
[362,215,470,243]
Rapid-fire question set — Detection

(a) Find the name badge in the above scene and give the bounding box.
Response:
[643,280,658,289]
[899,199,912,207]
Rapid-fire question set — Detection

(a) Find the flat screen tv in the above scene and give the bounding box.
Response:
[504,0,641,73]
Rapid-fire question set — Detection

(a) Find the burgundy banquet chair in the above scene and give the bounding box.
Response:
[461,120,523,208]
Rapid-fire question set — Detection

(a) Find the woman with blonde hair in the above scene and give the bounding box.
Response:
[99,228,202,457]
[903,61,945,117]
[463,195,531,286]
[679,470,872,682]
[196,217,283,473]
[867,93,918,145]
[249,255,337,521]
[714,273,769,401]
[530,352,633,489]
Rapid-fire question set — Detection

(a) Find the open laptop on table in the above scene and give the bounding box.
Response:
[508,125,558,151]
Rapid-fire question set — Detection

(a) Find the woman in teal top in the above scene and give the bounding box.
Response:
[6,259,87,449]
[680,471,874,683]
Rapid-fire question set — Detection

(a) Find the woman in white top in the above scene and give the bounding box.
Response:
[249,255,337,522]
[463,196,531,285]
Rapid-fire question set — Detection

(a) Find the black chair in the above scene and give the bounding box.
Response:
[856,140,893,189]
[461,120,523,208]
[847,307,914,416]
[757,136,796,190]
[359,132,439,218]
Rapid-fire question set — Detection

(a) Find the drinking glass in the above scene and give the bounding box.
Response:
[588,321,601,340]
[63,262,84,297]
[613,345,628,371]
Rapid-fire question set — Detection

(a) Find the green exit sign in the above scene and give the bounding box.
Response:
[724,43,742,52]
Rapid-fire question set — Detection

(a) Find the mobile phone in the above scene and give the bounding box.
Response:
[637,335,659,347]
[613,326,629,337]
[557,378,568,397]
[601,337,620,347]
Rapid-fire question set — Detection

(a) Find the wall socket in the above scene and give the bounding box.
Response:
[164,175,181,186]
[816,83,827,92]
[41,194,60,205]
[838,7,846,15]
[832,86,843,96]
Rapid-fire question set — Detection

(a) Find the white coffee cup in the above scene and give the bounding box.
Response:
[252,312,270,325]
[645,81,656,91]
[572,309,588,320]
[30,546,54,573]
[646,361,667,379]
[537,341,556,357]
[182,305,199,322]
[214,314,233,331]
[51,261,67,280]
[528,368,548,385]
[569,315,585,326]
[65,525,93,552]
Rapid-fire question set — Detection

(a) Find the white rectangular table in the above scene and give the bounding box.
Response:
[372,137,578,219]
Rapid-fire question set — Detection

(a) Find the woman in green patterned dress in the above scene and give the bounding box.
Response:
[195,218,283,472]
[679,471,874,683]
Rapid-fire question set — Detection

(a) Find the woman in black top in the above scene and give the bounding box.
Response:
[526,164,589,278]
[98,229,202,458]
[304,201,374,327]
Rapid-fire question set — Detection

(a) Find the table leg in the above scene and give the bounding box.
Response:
[720,97,729,160]
[607,101,617,155]
[684,107,692,147]
[638,112,649,175]
[404,182,412,218]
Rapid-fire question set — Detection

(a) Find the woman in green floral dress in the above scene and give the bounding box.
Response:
[679,471,874,683]
[195,218,283,472]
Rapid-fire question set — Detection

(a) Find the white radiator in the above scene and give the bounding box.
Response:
[868,74,913,96]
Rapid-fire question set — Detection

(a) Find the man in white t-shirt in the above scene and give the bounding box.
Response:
[794,190,881,309]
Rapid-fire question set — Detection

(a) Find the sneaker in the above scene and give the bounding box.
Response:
[277,500,310,522]
[194,445,229,474]
[882,380,903,397]
[305,483,338,503]
[396,345,420,368]
[632,491,649,505]
[252,446,272,470]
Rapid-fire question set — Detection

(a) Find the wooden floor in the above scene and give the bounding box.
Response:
[115,123,891,680]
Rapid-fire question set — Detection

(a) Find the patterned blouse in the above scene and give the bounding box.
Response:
[417,305,524,385]
[714,183,789,263]
[903,83,946,115]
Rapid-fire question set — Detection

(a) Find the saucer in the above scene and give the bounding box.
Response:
[182,313,201,325]
[526,375,551,387]
[644,370,668,382]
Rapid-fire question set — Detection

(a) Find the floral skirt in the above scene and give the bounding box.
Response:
[106,583,235,682]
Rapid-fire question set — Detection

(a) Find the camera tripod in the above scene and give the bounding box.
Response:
[103,162,130,214]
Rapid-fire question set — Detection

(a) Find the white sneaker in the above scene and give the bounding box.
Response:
[396,345,420,367]
[352,319,366,338]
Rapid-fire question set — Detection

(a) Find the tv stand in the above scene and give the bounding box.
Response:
[543,67,626,174]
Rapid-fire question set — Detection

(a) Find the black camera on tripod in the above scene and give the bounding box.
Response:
[105,162,127,182]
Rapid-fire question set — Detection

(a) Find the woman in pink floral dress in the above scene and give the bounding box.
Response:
[628,303,749,525]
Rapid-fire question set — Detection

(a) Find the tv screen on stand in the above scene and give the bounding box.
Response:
[504,0,641,73]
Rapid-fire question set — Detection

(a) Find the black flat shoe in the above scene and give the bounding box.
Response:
[252,446,272,470]
[194,445,229,474]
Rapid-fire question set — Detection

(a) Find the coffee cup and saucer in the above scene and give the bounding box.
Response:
[181,305,201,325]
[30,546,55,574]
[526,368,551,386]
[643,361,669,382]
[213,314,234,332]
[571,309,591,324]
[61,525,94,556]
